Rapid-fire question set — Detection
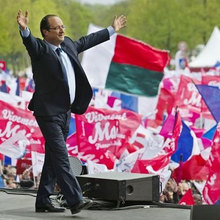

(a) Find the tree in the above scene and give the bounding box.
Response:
[0,0,93,74]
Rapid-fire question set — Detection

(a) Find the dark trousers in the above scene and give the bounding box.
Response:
[35,110,82,207]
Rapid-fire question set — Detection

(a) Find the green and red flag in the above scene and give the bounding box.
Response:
[82,24,170,97]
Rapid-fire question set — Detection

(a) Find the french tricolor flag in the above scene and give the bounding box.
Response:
[171,121,200,163]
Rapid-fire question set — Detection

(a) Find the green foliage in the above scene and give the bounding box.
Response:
[87,0,220,56]
[85,1,129,35]
[125,0,220,55]
[0,0,93,74]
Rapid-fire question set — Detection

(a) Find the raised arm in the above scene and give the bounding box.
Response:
[17,9,29,30]
[112,15,127,32]
[17,10,43,59]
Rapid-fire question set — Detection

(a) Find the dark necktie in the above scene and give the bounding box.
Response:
[55,48,68,84]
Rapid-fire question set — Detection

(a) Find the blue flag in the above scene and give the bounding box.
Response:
[0,81,8,93]
[111,91,138,112]
[202,124,217,140]
[68,116,76,137]
[196,84,220,123]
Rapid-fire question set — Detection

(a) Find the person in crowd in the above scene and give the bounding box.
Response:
[19,168,34,189]
[174,41,189,74]
[193,193,203,205]
[0,163,6,187]
[177,180,190,200]
[161,178,178,203]
[5,174,17,189]
[17,9,126,215]
[2,165,17,189]
[160,178,204,205]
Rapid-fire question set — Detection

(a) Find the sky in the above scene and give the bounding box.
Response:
[76,0,124,5]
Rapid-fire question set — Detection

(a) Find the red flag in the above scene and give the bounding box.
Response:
[75,106,142,169]
[66,133,78,157]
[0,100,44,159]
[203,122,220,204]
[16,159,32,175]
[131,152,171,174]
[178,189,195,205]
[153,88,175,127]
[172,111,182,146]
[172,154,209,181]
[0,60,6,71]
[176,75,201,114]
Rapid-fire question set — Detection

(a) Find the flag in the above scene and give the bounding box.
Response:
[31,151,44,177]
[3,156,11,165]
[75,106,142,169]
[82,24,170,97]
[130,125,164,159]
[107,95,122,110]
[175,75,201,115]
[0,80,10,93]
[203,124,217,140]
[171,121,200,163]
[202,124,216,149]
[172,154,209,181]
[131,111,182,174]
[68,115,76,137]
[178,189,195,205]
[93,88,156,118]
[16,159,32,175]
[15,77,26,96]
[111,91,138,112]
[210,61,220,71]
[195,84,220,122]
[114,149,137,172]
[25,78,35,92]
[203,122,220,204]
[66,115,78,157]
[0,100,44,159]
[105,35,169,96]
[0,60,6,71]
[152,75,179,127]
[159,112,176,138]
[66,133,78,156]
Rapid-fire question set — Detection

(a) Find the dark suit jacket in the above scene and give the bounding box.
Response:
[21,29,110,116]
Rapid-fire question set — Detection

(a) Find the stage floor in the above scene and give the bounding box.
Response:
[0,190,191,220]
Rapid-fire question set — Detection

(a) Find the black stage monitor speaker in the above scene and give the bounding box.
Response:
[191,205,220,220]
[77,172,160,203]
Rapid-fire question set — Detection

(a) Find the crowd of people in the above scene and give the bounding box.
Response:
[160,178,203,205]
[0,163,37,189]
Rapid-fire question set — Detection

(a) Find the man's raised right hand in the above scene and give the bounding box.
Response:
[17,9,29,30]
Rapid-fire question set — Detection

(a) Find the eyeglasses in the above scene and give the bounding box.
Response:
[49,25,66,31]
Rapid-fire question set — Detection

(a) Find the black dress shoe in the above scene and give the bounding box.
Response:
[35,202,66,213]
[70,199,93,214]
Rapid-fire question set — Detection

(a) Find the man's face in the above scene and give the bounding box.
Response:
[44,16,65,46]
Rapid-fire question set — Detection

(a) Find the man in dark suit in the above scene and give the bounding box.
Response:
[17,10,126,215]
